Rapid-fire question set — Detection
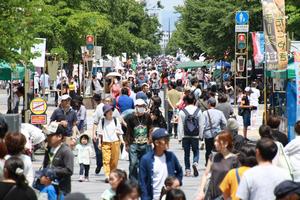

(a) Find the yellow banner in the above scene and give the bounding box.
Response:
[262,0,288,70]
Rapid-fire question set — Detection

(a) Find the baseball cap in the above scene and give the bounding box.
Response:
[45,122,67,136]
[207,97,216,105]
[274,180,300,199]
[152,128,169,141]
[135,99,146,106]
[41,168,56,180]
[103,104,113,115]
[244,87,251,92]
[61,94,71,101]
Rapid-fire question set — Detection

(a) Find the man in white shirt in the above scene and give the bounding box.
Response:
[237,138,291,200]
[139,128,183,200]
[250,82,260,128]
[40,72,50,99]
[178,94,204,177]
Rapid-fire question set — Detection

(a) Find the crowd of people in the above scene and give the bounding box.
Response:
[0,57,300,200]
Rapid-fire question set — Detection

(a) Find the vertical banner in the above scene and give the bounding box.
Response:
[31,38,46,68]
[251,32,265,66]
[262,0,288,70]
[294,52,300,120]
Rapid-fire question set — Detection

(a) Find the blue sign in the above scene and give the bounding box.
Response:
[235,11,249,25]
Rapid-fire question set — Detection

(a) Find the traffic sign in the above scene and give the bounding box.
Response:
[31,114,47,125]
[235,25,249,32]
[30,97,47,115]
[235,11,249,25]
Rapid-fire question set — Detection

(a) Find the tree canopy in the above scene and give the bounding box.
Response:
[168,0,299,60]
[0,0,161,65]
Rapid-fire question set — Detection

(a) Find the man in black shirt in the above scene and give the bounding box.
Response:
[125,99,152,181]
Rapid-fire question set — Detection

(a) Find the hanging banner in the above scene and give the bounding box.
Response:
[251,32,265,66]
[31,38,46,68]
[294,52,300,121]
[262,0,288,70]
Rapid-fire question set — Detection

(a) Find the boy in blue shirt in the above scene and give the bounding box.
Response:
[39,168,61,200]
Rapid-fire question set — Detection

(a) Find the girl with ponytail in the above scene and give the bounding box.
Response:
[0,156,37,200]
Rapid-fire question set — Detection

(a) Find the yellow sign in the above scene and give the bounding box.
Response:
[30,97,47,115]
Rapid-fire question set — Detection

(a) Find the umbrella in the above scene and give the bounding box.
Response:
[106,72,122,78]
[215,61,231,69]
[176,61,212,69]
[0,60,25,80]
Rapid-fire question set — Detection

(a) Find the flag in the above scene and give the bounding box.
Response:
[262,0,288,70]
[251,32,265,66]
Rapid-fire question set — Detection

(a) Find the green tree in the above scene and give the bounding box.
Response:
[170,0,262,60]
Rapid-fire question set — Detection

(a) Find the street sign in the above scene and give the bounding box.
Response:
[235,11,249,25]
[31,115,47,125]
[235,25,249,32]
[30,97,47,115]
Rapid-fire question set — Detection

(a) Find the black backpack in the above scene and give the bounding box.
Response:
[182,108,200,136]
[101,117,117,128]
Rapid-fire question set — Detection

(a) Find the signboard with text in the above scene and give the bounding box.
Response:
[262,0,288,70]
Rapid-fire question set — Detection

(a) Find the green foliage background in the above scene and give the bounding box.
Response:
[0,0,161,66]
[167,0,300,60]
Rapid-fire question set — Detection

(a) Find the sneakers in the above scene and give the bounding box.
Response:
[84,177,89,182]
[185,169,191,177]
[95,167,101,174]
[192,163,199,177]
[105,177,109,183]
[79,176,84,182]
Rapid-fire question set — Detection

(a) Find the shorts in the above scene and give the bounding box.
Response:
[243,111,251,127]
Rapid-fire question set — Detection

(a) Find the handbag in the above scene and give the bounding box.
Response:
[275,141,294,180]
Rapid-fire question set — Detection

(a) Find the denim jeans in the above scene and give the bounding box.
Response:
[93,139,103,170]
[79,164,90,178]
[129,143,151,181]
[182,138,199,170]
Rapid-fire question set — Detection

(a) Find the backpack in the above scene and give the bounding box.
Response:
[182,108,200,136]
[101,117,117,128]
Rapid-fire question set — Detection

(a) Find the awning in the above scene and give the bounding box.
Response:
[0,60,25,80]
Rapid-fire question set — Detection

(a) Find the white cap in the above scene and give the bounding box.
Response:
[245,87,251,92]
[61,94,71,100]
[135,99,146,106]
[45,122,59,135]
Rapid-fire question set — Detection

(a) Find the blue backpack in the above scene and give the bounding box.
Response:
[182,108,200,136]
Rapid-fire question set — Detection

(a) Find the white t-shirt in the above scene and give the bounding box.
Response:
[98,118,123,142]
[250,87,260,107]
[153,154,168,200]
[237,164,291,200]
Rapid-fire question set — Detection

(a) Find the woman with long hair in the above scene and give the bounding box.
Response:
[196,131,239,200]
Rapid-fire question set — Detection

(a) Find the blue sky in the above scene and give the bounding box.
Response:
[146,0,184,31]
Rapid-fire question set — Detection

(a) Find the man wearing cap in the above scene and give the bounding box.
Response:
[139,128,183,200]
[43,122,74,195]
[202,97,227,165]
[125,99,152,181]
[50,94,77,144]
